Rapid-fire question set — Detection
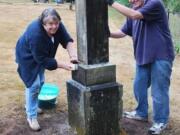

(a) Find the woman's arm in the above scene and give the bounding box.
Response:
[66,42,79,64]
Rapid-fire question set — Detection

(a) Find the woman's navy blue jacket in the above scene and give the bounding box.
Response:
[15,19,73,88]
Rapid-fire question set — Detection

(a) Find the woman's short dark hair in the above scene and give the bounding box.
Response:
[39,8,61,25]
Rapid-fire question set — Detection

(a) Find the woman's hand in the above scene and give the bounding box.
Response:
[70,55,79,64]
[57,62,73,71]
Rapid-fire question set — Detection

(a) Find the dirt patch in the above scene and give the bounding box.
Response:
[122,118,151,135]
[0,105,75,135]
[0,109,175,135]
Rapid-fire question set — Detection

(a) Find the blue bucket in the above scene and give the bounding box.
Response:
[38,83,60,109]
[55,0,63,4]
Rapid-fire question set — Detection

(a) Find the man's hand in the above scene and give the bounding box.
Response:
[106,24,111,37]
[110,30,126,38]
[106,0,115,6]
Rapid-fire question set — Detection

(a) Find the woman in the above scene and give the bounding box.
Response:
[15,8,78,131]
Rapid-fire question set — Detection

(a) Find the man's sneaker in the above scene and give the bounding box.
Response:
[37,108,43,114]
[123,111,148,122]
[27,118,41,131]
[148,123,167,135]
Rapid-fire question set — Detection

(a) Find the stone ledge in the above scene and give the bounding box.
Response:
[72,63,116,86]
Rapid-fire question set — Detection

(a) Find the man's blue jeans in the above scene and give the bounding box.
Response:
[134,60,173,124]
[25,68,45,119]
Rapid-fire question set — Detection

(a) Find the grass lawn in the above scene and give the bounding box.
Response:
[169,13,180,53]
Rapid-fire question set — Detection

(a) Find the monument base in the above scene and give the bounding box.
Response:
[67,80,123,135]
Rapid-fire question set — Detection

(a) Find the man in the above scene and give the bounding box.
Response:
[16,8,78,131]
[106,0,175,134]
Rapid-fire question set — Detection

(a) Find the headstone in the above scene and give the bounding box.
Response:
[66,0,123,135]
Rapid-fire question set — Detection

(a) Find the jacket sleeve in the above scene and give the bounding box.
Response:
[58,23,74,49]
[29,36,58,70]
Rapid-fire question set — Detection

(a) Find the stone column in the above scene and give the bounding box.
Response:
[66,0,123,135]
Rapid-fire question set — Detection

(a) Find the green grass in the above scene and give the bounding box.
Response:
[115,0,130,6]
[169,13,180,54]
[175,44,180,53]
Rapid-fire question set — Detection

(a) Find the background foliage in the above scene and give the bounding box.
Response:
[163,0,180,13]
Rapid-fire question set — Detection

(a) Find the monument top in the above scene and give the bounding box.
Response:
[76,0,109,65]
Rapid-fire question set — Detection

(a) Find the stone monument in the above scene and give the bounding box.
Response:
[66,0,123,135]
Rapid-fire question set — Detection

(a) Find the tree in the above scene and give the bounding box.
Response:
[163,0,180,13]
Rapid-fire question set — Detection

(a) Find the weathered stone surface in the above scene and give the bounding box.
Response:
[76,0,109,65]
[72,63,116,86]
[67,80,123,135]
[67,0,123,134]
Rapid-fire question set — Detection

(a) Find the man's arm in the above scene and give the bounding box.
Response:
[107,0,143,20]
[110,30,127,38]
